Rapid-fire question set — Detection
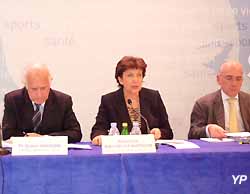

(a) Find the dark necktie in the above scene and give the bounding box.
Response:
[32,103,42,132]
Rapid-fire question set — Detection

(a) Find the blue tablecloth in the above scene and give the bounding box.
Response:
[0,140,250,194]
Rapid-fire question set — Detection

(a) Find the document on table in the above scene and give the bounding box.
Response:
[200,138,234,143]
[156,139,200,149]
[68,144,92,150]
[225,132,250,137]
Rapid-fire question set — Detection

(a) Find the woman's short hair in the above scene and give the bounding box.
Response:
[115,56,147,87]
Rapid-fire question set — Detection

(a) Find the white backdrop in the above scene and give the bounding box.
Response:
[1,0,250,141]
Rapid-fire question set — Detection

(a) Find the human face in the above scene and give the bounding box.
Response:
[26,72,51,104]
[217,63,243,97]
[118,68,143,95]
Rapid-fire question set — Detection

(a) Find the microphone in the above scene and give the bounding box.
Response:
[127,99,150,134]
[127,99,159,149]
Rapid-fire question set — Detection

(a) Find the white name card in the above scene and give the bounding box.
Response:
[101,134,156,154]
[12,136,68,156]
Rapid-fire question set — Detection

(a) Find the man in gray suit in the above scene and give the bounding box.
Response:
[188,61,250,139]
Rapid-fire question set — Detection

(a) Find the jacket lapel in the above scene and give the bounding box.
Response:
[114,88,132,130]
[213,90,225,128]
[238,92,250,131]
[139,88,149,132]
[40,89,55,129]
[22,88,35,130]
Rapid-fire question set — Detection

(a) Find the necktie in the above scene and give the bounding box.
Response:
[228,98,239,133]
[32,103,41,132]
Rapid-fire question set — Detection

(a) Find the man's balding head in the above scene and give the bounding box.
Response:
[217,61,243,97]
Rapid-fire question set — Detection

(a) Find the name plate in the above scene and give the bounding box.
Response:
[101,134,156,154]
[12,136,68,156]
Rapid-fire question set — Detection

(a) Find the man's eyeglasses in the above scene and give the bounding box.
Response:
[222,75,243,82]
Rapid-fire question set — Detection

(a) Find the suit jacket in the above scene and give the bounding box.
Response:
[2,87,82,143]
[188,90,250,139]
[91,87,173,139]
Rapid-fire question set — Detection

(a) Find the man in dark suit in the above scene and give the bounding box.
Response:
[91,56,173,145]
[2,64,82,143]
[188,61,250,139]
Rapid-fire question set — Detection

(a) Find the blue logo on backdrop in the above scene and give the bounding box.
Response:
[204,43,233,72]
[0,1,249,96]
[230,1,250,73]
[201,1,250,90]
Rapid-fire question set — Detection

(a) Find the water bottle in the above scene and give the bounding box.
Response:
[121,122,129,135]
[108,122,120,135]
[130,121,141,135]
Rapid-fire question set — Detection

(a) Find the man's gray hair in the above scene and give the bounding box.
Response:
[22,63,53,86]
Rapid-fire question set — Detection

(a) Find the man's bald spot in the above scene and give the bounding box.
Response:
[218,61,243,76]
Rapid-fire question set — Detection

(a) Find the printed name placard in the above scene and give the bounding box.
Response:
[12,136,68,156]
[101,134,156,154]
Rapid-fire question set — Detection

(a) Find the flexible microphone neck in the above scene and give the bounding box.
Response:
[127,99,150,134]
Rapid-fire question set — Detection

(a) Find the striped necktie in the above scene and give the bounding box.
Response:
[32,103,42,132]
[228,98,239,133]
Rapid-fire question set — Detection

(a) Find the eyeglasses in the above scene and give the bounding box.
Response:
[222,75,243,82]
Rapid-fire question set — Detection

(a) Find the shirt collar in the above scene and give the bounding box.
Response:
[221,90,238,101]
[32,102,45,110]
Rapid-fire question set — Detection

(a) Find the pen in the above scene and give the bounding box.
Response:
[239,141,249,144]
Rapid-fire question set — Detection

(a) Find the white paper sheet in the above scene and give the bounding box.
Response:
[225,132,250,137]
[156,139,200,149]
[200,138,234,143]
[68,144,92,150]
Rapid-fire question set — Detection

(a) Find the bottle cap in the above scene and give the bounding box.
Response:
[110,122,117,127]
[132,121,139,127]
[122,122,128,127]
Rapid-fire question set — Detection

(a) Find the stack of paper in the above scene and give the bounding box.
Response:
[68,144,92,150]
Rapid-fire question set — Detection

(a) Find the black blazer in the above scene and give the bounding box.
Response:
[91,87,173,139]
[2,87,82,143]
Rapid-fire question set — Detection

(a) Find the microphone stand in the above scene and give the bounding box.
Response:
[0,124,10,155]
[127,99,150,133]
[0,147,9,155]
[127,99,159,149]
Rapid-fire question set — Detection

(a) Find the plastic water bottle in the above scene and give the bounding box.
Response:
[121,122,129,135]
[108,122,120,135]
[130,121,141,135]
